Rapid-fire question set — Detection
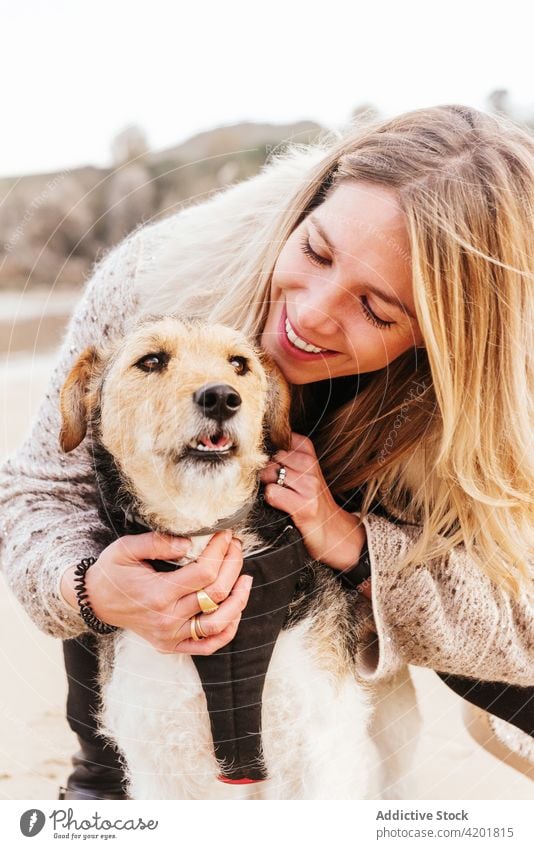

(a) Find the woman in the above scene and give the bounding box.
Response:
[1,104,533,799]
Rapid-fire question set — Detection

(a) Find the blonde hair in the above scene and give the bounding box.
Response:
[147,105,534,596]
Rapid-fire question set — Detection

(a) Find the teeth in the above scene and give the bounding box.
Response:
[285,318,328,353]
[188,440,234,452]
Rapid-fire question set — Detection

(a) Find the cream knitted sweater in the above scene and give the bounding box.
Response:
[0,147,533,760]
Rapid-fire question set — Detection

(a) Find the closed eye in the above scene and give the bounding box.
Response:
[299,235,395,330]
[359,296,394,330]
[300,234,331,268]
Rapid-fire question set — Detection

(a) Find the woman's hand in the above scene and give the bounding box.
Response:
[60,529,252,655]
[259,432,368,570]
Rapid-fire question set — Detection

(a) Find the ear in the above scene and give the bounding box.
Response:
[59,347,103,453]
[260,351,292,452]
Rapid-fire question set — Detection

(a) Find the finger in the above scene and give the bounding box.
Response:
[201,537,244,605]
[161,530,235,596]
[289,432,317,455]
[161,537,244,623]
[258,460,280,481]
[113,531,192,565]
[260,463,294,486]
[172,573,252,647]
[185,572,251,639]
[175,620,241,655]
[271,450,317,474]
[261,459,316,491]
[193,574,252,638]
[260,463,296,489]
[263,482,304,516]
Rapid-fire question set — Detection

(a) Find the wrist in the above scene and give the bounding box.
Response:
[321,509,367,571]
[60,565,79,611]
[73,557,118,634]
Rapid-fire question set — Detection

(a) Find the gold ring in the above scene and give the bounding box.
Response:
[190,616,203,641]
[195,616,207,639]
[197,589,219,614]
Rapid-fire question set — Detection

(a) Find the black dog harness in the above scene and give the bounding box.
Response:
[193,521,307,782]
[121,495,311,782]
[437,673,534,738]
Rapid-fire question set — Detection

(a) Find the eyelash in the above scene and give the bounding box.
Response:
[299,235,395,330]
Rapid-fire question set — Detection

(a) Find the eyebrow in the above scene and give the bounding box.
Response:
[309,214,417,321]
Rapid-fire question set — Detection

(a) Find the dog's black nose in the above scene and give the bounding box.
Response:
[193,383,242,421]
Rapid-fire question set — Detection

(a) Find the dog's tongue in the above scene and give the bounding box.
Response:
[200,433,231,450]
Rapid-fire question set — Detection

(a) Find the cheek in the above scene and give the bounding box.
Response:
[238,385,267,445]
[344,327,407,371]
[376,334,416,367]
[100,378,160,459]
[100,399,139,460]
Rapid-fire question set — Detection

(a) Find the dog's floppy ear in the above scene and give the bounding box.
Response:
[59,346,103,453]
[260,351,292,452]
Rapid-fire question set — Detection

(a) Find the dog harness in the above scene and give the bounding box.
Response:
[193,519,307,782]
[121,494,311,782]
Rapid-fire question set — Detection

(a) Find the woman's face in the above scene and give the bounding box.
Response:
[260,180,425,385]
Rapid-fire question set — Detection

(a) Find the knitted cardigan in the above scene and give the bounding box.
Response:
[0,146,533,764]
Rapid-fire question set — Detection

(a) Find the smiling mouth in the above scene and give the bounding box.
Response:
[280,304,339,358]
[183,430,238,461]
[284,316,331,353]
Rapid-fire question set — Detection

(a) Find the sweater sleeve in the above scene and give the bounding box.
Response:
[0,229,144,639]
[356,512,534,687]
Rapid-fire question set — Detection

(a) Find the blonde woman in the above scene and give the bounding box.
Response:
[1,105,533,799]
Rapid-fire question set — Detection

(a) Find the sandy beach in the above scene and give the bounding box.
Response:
[0,301,532,800]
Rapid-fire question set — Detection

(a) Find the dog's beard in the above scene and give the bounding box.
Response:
[91,403,269,536]
[94,443,265,537]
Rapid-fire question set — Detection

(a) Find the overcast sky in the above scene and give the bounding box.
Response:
[1,0,533,177]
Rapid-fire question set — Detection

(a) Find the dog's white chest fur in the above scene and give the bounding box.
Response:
[99,618,375,800]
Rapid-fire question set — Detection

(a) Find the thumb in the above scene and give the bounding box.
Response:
[114,531,192,564]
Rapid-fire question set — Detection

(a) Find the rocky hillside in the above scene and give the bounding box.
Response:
[0,120,323,290]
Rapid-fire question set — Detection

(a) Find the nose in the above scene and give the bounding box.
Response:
[193,383,242,421]
[294,281,348,341]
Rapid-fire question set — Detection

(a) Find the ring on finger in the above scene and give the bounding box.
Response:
[196,589,219,614]
[276,464,287,487]
[194,615,208,639]
[190,615,205,641]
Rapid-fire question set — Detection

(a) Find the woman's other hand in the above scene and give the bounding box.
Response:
[60,530,252,655]
[260,431,368,570]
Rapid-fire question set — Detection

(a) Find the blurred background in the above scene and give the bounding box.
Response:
[0,0,533,799]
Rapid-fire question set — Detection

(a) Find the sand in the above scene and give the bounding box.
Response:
[0,345,532,800]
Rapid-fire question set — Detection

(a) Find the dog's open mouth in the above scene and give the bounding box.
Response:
[184,430,237,460]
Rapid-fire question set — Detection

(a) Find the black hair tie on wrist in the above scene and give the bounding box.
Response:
[73,557,118,635]
[337,539,372,591]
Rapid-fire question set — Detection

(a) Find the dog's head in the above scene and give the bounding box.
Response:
[59,316,291,531]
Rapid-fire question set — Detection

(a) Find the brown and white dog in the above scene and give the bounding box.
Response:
[59,316,383,800]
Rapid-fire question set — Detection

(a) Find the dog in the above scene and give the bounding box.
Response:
[59,315,383,799]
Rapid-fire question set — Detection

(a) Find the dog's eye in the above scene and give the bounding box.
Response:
[229,356,249,375]
[135,352,169,372]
